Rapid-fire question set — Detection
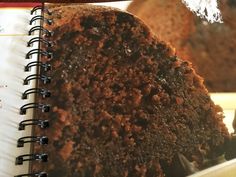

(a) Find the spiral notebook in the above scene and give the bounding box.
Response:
[0,3,46,177]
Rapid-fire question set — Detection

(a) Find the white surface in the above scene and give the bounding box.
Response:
[210,93,236,110]
[189,158,236,177]
[0,8,40,177]
[210,93,236,133]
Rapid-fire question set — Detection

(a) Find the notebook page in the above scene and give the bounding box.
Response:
[0,5,41,177]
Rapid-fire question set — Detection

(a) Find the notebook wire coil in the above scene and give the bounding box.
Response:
[15,4,52,177]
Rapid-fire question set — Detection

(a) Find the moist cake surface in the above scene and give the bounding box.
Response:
[32,4,229,177]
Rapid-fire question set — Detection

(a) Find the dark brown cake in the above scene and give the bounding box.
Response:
[32,4,229,177]
[127,0,236,92]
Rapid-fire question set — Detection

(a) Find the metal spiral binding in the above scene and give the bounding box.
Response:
[31,5,52,15]
[29,26,53,37]
[27,37,53,47]
[20,103,50,115]
[15,172,48,177]
[17,136,49,148]
[26,49,53,59]
[19,119,49,130]
[30,15,53,25]
[16,4,53,177]
[25,61,51,72]
[23,74,51,85]
[16,153,48,165]
[22,88,51,99]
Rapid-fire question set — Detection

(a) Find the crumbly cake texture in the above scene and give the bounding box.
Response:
[32,4,229,177]
[127,0,236,92]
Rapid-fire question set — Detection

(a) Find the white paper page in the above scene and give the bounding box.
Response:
[0,8,40,177]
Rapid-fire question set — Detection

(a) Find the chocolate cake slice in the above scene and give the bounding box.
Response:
[128,0,236,92]
[32,4,229,177]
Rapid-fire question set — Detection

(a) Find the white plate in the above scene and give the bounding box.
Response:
[189,158,236,177]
